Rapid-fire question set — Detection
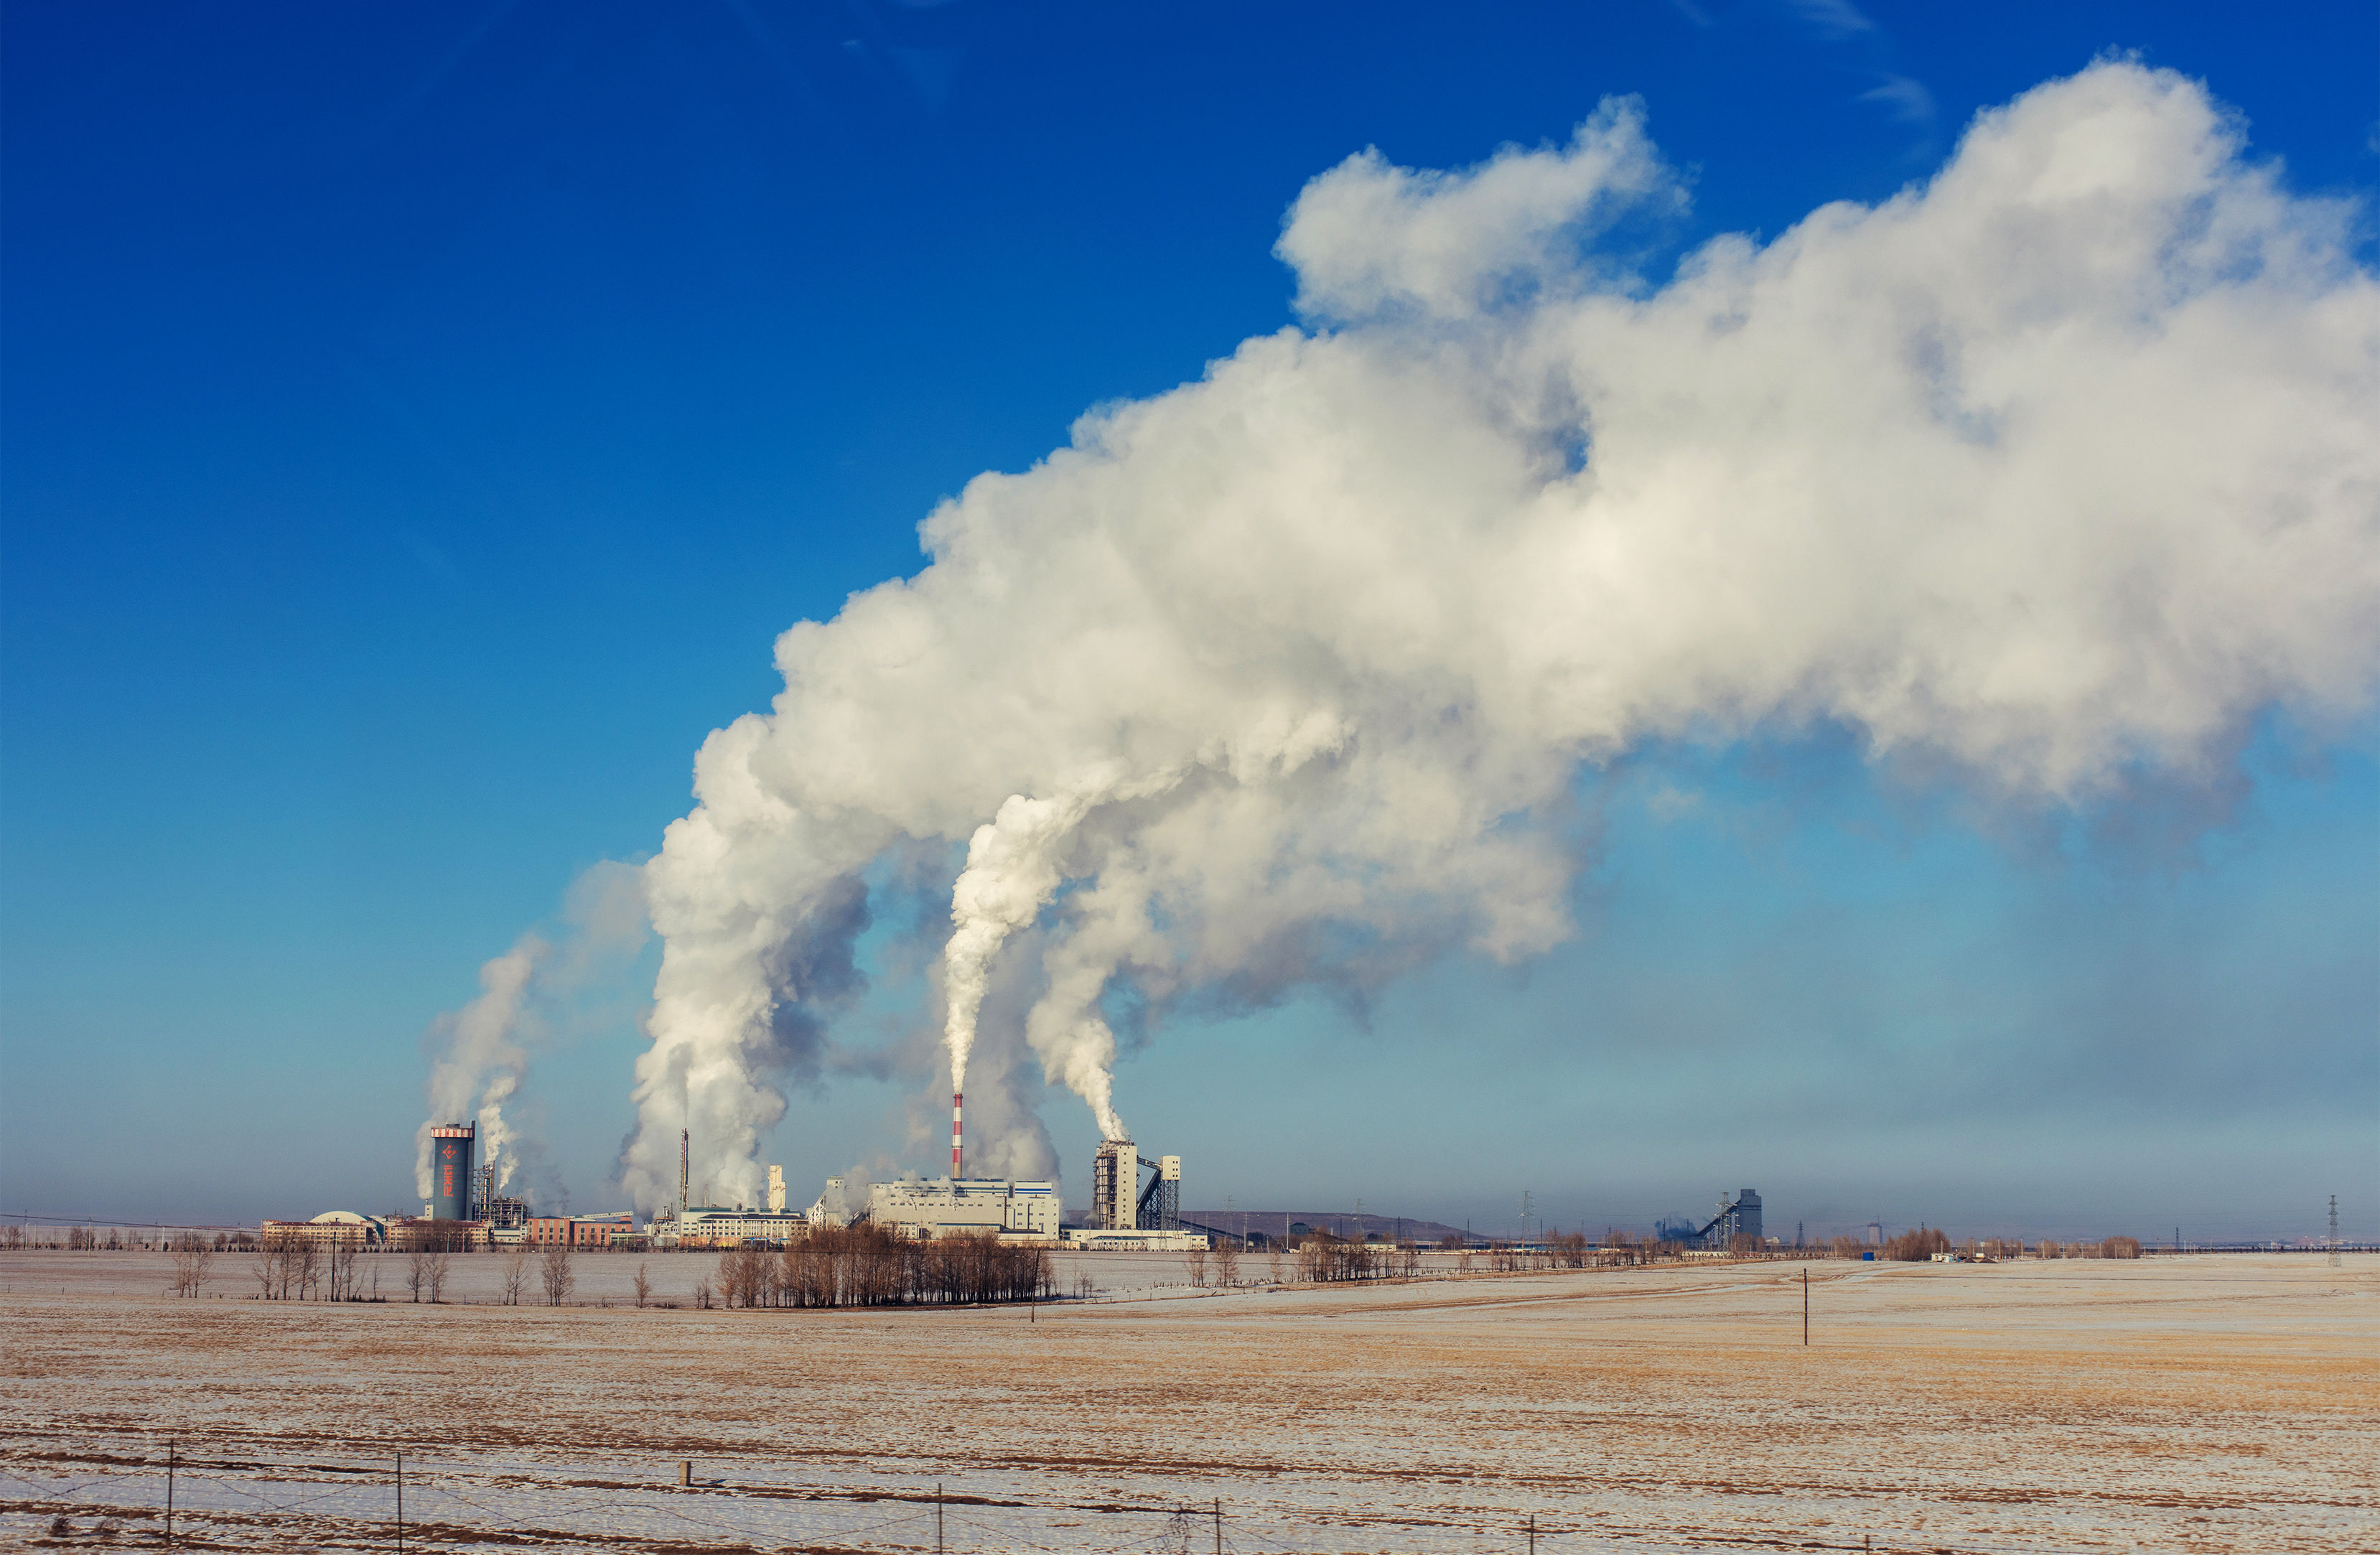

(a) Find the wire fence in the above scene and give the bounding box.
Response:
[0,1444,1595,1553]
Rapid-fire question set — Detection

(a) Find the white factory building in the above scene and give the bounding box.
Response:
[859,1174,1061,1241]
[640,1144,1203,1250]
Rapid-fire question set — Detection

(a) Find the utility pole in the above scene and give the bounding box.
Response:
[1213,1497,1223,1554]
[396,1452,404,1556]
[1803,1268,1809,1346]
[2330,1195,2341,1268]
[936,1481,944,1553]
[164,1439,174,1548]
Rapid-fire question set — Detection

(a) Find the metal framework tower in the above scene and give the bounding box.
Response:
[1134,1156,1181,1231]
[1092,1139,1137,1229]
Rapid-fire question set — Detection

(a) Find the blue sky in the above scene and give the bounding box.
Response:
[3,1,2374,1240]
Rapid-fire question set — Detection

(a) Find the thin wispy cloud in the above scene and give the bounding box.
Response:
[1778,0,1877,43]
[1859,73,1938,128]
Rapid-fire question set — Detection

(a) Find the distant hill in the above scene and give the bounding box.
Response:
[1182,1210,1478,1245]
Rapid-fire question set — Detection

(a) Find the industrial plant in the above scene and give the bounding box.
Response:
[370,1112,1212,1255]
[301,1118,1776,1263]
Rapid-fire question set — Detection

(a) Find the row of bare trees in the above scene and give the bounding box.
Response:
[1814,1230,2145,1261]
[1284,1232,1428,1282]
[1177,1239,1243,1286]
[493,1242,594,1304]
[2039,1236,2143,1259]
[708,1227,1056,1308]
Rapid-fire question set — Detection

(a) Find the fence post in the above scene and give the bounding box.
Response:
[679,1461,692,1487]
[1529,1510,1536,1553]
[1214,1497,1222,1554]
[165,1438,174,1548]
[396,1451,403,1555]
[1803,1266,1809,1345]
[936,1481,944,1553]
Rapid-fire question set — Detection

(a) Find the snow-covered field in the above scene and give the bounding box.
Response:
[3,1252,2372,1551]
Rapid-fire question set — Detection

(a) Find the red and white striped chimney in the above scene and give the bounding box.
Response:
[951,1092,964,1179]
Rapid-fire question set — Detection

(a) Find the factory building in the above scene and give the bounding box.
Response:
[1091,1139,1182,1232]
[649,1206,808,1249]
[867,1174,1061,1242]
[427,1122,475,1222]
[1060,1224,1208,1251]
[258,1211,386,1250]
[1696,1189,1763,1249]
[468,1164,529,1235]
[1070,1140,1204,1250]
[525,1213,638,1248]
[806,1177,859,1229]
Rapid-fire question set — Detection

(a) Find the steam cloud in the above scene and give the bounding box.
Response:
[417,863,648,1202]
[616,64,2380,1210]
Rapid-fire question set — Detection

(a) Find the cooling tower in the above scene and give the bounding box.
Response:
[428,1123,475,1222]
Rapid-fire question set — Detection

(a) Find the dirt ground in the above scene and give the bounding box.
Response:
[1,1251,2372,1552]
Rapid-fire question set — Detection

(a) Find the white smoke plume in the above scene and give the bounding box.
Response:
[417,862,649,1202]
[617,62,2380,1211]
[939,791,1088,1100]
[417,936,540,1200]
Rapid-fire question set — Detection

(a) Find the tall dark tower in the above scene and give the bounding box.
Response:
[678,1126,690,1216]
[429,1122,475,1221]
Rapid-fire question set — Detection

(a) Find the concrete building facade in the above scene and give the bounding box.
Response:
[866,1174,1060,1242]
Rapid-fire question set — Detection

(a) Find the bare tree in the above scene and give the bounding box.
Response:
[406,1250,429,1302]
[1266,1245,1283,1284]
[539,1240,576,1306]
[1213,1238,1241,1287]
[500,1245,531,1305]
[633,1262,651,1309]
[423,1248,452,1302]
[692,1273,712,1309]
[1183,1243,1209,1287]
[1883,1227,1951,1263]
[168,1232,214,1297]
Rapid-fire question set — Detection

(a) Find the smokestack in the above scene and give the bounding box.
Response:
[678,1126,690,1215]
[951,1093,963,1179]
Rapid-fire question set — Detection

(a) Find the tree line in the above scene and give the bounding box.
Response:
[706,1226,1056,1308]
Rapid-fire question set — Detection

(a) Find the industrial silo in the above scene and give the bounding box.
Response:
[429,1123,475,1221]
